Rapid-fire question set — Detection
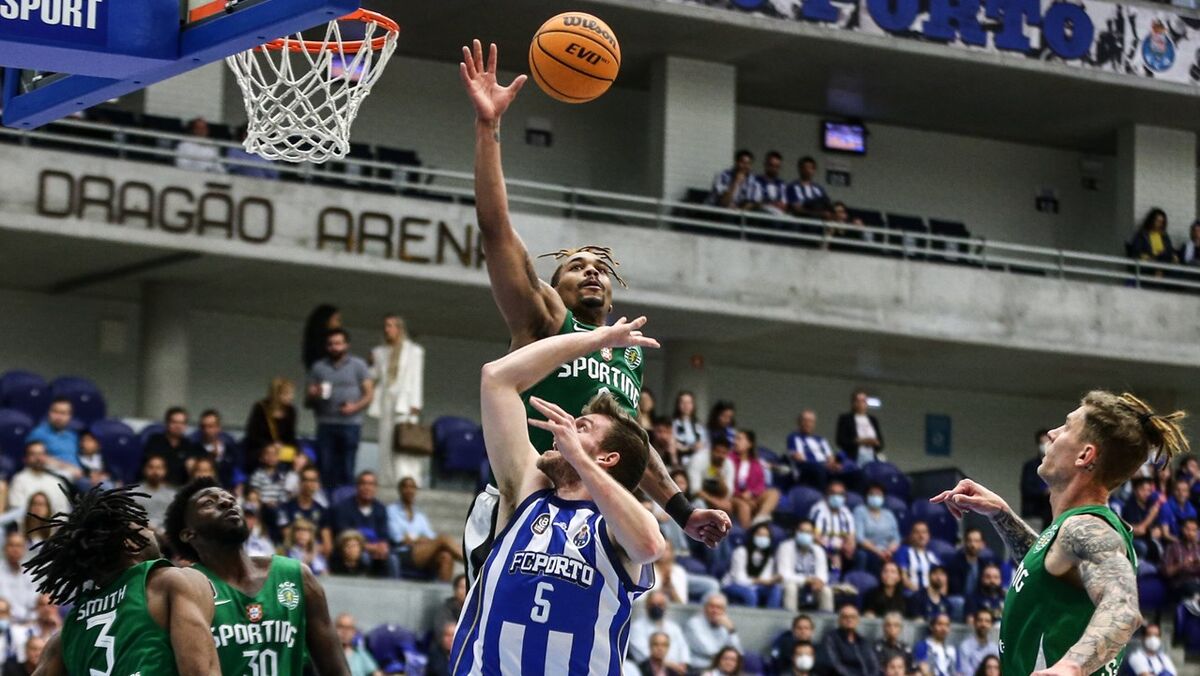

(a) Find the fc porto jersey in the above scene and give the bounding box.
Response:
[450,490,653,675]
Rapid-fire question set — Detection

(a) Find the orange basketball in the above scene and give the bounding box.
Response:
[529,12,621,104]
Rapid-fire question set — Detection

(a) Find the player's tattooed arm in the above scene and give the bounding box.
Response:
[990,507,1039,561]
[1056,516,1142,673]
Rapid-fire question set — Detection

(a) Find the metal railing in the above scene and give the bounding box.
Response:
[5,117,1200,292]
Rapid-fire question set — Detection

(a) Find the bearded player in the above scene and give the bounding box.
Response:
[451,316,663,674]
[459,39,730,580]
[23,485,219,676]
[932,391,1188,676]
[165,479,348,675]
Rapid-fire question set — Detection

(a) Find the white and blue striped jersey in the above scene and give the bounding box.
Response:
[450,489,654,676]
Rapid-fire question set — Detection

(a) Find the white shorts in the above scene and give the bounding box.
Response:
[463,484,500,582]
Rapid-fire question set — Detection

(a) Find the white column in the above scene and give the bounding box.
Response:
[648,56,737,202]
[138,283,191,418]
[1116,124,1197,246]
[143,61,229,123]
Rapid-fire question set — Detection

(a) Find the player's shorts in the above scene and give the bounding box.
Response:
[463,484,500,582]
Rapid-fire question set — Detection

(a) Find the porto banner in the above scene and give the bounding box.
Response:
[667,0,1200,86]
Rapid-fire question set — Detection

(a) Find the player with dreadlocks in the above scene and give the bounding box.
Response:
[23,484,219,676]
[165,478,348,676]
[458,39,730,583]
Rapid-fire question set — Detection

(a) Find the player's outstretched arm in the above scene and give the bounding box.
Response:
[31,633,65,676]
[639,441,730,548]
[460,39,564,344]
[931,478,1038,561]
[1037,516,1141,676]
[158,567,222,676]
[301,563,351,676]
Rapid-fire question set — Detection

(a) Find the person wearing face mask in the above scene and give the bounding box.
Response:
[628,591,690,670]
[769,615,815,675]
[1020,429,1053,526]
[1125,623,1177,676]
[776,520,834,612]
[808,480,857,574]
[789,641,816,676]
[854,483,901,574]
[722,523,783,608]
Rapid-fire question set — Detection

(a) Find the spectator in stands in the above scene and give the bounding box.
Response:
[303,304,343,370]
[777,519,833,612]
[787,409,848,489]
[285,518,327,576]
[1164,517,1200,600]
[307,328,374,489]
[701,646,742,676]
[629,591,690,672]
[635,389,657,432]
[9,442,70,517]
[134,454,176,529]
[21,493,52,546]
[786,156,831,219]
[883,655,909,676]
[334,612,382,676]
[277,465,333,555]
[827,201,867,245]
[788,641,816,676]
[671,391,707,466]
[854,482,901,573]
[368,313,425,490]
[13,595,59,660]
[144,406,205,485]
[425,621,456,676]
[330,529,387,578]
[708,149,759,210]
[686,592,741,671]
[756,150,788,215]
[3,634,41,676]
[1179,221,1200,266]
[769,614,815,675]
[1020,429,1052,526]
[0,596,14,662]
[821,604,878,675]
[650,417,680,468]
[1128,207,1178,266]
[249,443,292,511]
[74,431,110,490]
[1165,477,1197,536]
[649,544,689,603]
[691,437,736,518]
[706,401,737,446]
[728,429,780,528]
[197,409,242,488]
[974,655,1001,676]
[24,398,78,471]
[946,528,995,598]
[241,502,275,558]
[187,455,218,483]
[873,612,916,675]
[906,564,952,621]
[225,125,280,180]
[635,630,685,676]
[913,613,957,676]
[723,522,783,608]
[244,376,299,475]
[282,453,320,502]
[863,561,907,618]
[835,389,884,465]
[647,477,689,560]
[809,480,856,572]
[1126,623,1177,676]
[957,609,998,676]
[1124,476,1168,557]
[387,477,462,581]
[331,471,390,570]
[964,563,1006,620]
[432,574,468,630]
[897,520,940,591]
[175,117,226,174]
[0,534,37,623]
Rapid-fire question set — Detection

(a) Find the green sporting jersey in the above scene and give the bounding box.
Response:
[62,559,178,676]
[1000,505,1137,676]
[197,555,307,676]
[521,310,645,452]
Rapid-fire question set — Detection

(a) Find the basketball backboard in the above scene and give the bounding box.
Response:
[0,0,359,129]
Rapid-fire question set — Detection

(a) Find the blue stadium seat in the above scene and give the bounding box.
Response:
[928,538,958,562]
[138,423,166,450]
[365,624,421,674]
[432,416,477,447]
[0,371,51,421]
[1136,575,1167,614]
[909,501,959,543]
[844,491,864,510]
[885,495,909,522]
[49,376,106,426]
[741,651,766,675]
[440,425,486,475]
[0,409,34,476]
[330,485,357,506]
[844,570,879,595]
[89,419,139,484]
[863,461,911,501]
[786,486,824,521]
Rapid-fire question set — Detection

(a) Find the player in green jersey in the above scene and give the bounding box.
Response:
[165,478,348,676]
[459,39,730,579]
[22,485,219,676]
[932,391,1188,676]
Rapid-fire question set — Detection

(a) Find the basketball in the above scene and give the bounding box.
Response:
[528,12,621,104]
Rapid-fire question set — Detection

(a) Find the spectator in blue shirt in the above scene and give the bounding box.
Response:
[787,409,853,490]
[755,151,788,215]
[964,562,1006,621]
[25,398,79,472]
[386,477,463,581]
[276,465,333,554]
[708,150,760,210]
[956,609,998,676]
[786,156,831,219]
[1164,477,1197,536]
[945,528,996,597]
[1123,477,1168,558]
[896,520,940,591]
[853,482,900,573]
[912,613,957,676]
[906,565,951,621]
[331,471,392,575]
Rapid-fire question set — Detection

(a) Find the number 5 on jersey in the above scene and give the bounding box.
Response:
[531,582,553,624]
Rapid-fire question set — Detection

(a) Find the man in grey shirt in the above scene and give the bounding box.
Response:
[307,328,374,489]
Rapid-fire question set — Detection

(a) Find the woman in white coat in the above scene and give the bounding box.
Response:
[369,314,426,489]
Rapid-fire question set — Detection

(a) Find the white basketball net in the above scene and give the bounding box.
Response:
[226,15,398,164]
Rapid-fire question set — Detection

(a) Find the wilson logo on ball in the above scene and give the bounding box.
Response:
[530,11,621,104]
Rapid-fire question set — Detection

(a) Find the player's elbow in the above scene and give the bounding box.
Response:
[480,361,504,387]
[627,529,667,567]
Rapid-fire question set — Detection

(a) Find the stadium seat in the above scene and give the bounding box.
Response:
[365,624,421,674]
[89,419,139,484]
[885,495,909,522]
[49,376,106,426]
[863,461,911,501]
[927,219,972,262]
[0,409,34,475]
[741,651,766,675]
[432,416,479,448]
[885,213,929,258]
[844,570,879,595]
[928,538,958,562]
[330,485,357,506]
[786,486,824,521]
[1136,575,1167,615]
[844,490,864,510]
[138,423,166,450]
[0,370,51,421]
[440,426,486,475]
[908,501,959,543]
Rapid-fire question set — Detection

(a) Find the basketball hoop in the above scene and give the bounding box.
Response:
[226,9,399,164]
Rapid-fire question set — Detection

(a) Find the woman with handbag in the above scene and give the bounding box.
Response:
[368,315,426,490]
[244,376,299,474]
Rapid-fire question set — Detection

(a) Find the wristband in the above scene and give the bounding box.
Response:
[665,491,695,529]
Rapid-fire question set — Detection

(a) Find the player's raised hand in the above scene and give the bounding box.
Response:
[930,478,1009,519]
[528,396,585,459]
[460,39,527,123]
[600,316,661,350]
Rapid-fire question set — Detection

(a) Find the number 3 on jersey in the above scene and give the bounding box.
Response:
[531,582,553,623]
[242,648,279,676]
[86,610,117,676]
